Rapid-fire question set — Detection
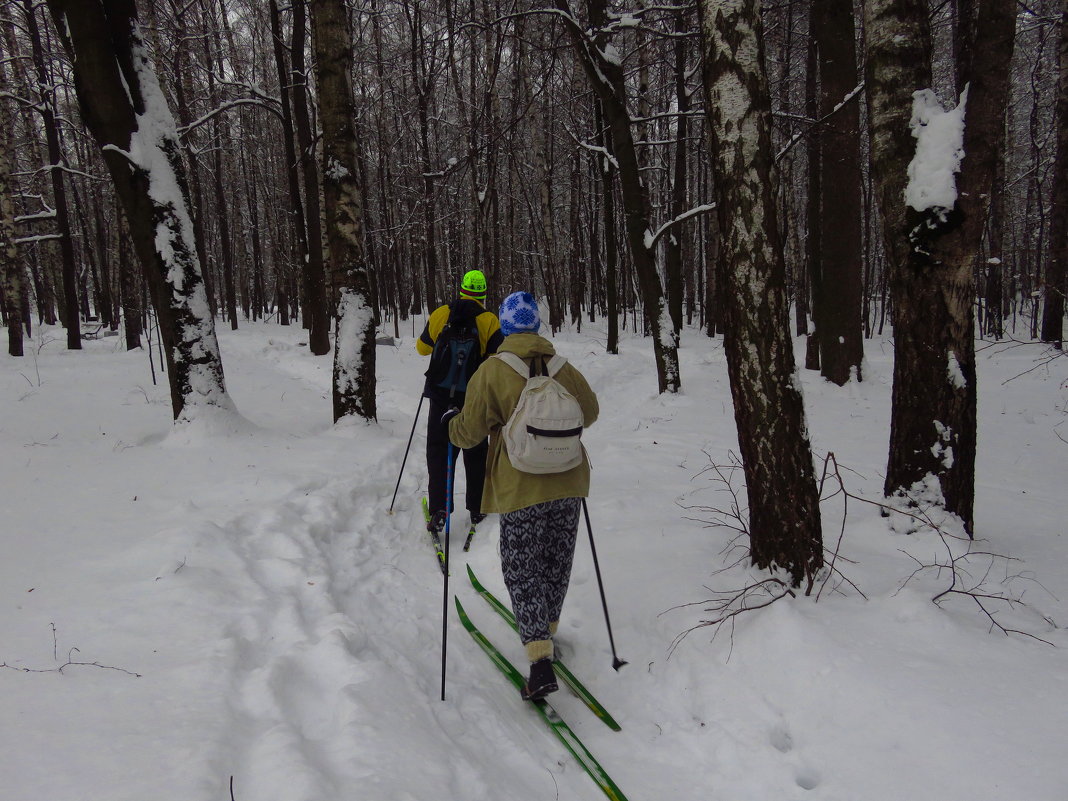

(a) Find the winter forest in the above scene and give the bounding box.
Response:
[2,0,1068,799]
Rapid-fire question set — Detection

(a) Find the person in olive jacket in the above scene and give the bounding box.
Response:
[448,291,599,700]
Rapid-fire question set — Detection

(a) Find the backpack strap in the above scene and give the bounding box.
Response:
[496,352,568,378]
[545,354,567,377]
[495,351,528,377]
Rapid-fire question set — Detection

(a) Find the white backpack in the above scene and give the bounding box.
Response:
[496,352,585,474]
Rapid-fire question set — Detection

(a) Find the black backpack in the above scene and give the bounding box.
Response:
[425,301,482,399]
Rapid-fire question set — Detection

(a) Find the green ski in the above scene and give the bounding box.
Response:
[422,498,477,570]
[454,597,630,801]
[466,565,622,732]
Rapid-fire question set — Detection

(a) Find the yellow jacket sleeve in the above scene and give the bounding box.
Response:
[416,305,451,356]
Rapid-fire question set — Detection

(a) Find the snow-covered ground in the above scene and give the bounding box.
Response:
[2,318,1066,801]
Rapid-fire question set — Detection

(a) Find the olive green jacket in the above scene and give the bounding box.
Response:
[448,333,599,514]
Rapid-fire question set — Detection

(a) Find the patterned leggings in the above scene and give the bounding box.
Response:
[499,497,582,645]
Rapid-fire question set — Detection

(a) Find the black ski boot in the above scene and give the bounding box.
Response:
[521,658,558,701]
[427,509,446,534]
[470,512,487,526]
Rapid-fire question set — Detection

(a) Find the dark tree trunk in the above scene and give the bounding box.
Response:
[92,194,115,330]
[812,0,865,384]
[291,0,330,355]
[46,0,232,420]
[24,0,80,349]
[243,148,266,324]
[594,99,620,354]
[865,0,1015,534]
[201,15,239,331]
[665,8,689,338]
[804,30,822,372]
[1041,0,1068,347]
[117,207,142,350]
[0,66,23,357]
[269,0,310,329]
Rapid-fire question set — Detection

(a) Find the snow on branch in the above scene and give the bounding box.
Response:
[566,127,620,170]
[602,5,699,39]
[177,97,283,139]
[775,82,865,163]
[632,109,706,125]
[14,234,63,245]
[491,4,619,82]
[14,210,56,224]
[25,163,106,182]
[645,203,717,251]
[421,155,462,180]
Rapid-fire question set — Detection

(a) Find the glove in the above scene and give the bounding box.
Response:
[440,406,460,425]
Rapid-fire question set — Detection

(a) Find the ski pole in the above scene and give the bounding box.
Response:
[581,498,627,671]
[389,394,425,514]
[440,440,455,701]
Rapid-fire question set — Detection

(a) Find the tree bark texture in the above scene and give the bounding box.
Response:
[0,68,23,357]
[804,29,822,372]
[291,0,331,355]
[594,99,620,355]
[697,0,824,587]
[117,206,142,350]
[202,18,239,331]
[865,0,1015,533]
[24,0,80,349]
[1041,0,1068,346]
[310,0,377,422]
[666,8,689,338]
[46,0,231,420]
[812,0,865,384]
[268,0,310,326]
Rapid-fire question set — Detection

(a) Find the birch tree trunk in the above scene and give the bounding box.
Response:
[310,0,377,422]
[696,0,824,587]
[864,0,1015,533]
[46,0,233,421]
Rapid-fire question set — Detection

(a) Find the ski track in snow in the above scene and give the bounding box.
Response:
[186,410,593,797]
[201,453,461,798]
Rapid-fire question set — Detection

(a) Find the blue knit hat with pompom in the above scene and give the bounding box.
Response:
[499,291,541,336]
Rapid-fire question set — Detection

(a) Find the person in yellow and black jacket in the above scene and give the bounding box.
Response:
[417,269,504,534]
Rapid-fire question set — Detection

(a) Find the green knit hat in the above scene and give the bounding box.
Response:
[460,269,487,300]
